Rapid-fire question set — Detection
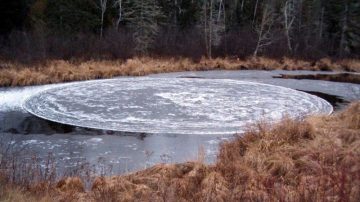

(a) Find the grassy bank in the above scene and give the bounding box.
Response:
[0,57,359,87]
[1,102,359,201]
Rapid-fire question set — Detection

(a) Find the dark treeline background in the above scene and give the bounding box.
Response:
[0,0,359,63]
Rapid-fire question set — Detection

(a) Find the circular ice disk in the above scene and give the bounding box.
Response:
[23,78,333,134]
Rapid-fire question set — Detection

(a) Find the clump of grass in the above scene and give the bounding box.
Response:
[339,102,360,129]
[56,177,85,193]
[0,186,52,202]
[216,102,360,201]
[339,59,360,72]
[1,57,359,87]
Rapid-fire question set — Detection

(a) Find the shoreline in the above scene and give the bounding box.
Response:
[1,57,359,87]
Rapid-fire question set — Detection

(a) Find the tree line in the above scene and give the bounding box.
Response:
[0,0,359,63]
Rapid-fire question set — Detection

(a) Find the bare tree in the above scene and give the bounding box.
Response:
[283,0,296,53]
[339,1,349,57]
[203,0,209,57]
[253,3,275,57]
[209,0,213,58]
[202,0,212,58]
[202,0,226,58]
[214,0,226,47]
[114,0,123,31]
[241,0,245,12]
[318,6,325,41]
[99,0,107,38]
[252,0,260,25]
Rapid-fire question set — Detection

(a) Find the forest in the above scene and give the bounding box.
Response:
[0,0,359,64]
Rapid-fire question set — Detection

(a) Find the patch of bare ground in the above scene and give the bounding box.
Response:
[2,102,359,201]
[0,57,359,87]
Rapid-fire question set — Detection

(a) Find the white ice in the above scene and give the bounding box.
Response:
[22,78,333,135]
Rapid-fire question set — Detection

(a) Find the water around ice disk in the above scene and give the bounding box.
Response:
[23,78,333,135]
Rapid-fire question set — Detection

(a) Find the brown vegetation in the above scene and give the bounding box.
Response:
[0,57,359,87]
[1,102,359,201]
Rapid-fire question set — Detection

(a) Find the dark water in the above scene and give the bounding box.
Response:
[0,109,227,175]
[300,91,349,111]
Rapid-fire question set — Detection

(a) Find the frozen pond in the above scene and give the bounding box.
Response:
[0,70,359,175]
[24,78,332,135]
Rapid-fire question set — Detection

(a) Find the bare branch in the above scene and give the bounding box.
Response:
[254,3,275,57]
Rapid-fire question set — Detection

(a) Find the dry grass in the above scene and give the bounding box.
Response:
[216,103,360,201]
[0,187,51,202]
[0,57,359,87]
[88,102,360,201]
[1,102,360,201]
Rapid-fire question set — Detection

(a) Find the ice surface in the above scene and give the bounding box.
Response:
[23,78,333,135]
[150,70,360,101]
[1,70,357,174]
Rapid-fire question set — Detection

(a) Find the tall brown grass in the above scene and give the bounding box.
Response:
[1,102,360,201]
[0,57,359,87]
[87,103,360,201]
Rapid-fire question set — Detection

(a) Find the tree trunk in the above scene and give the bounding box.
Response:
[223,0,227,54]
[319,7,324,40]
[209,0,213,58]
[115,0,122,31]
[339,3,349,57]
[204,1,208,58]
[100,13,104,38]
[253,4,273,57]
[252,0,259,25]
[100,0,107,39]
[284,0,295,53]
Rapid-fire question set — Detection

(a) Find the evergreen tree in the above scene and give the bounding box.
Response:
[340,0,360,56]
[123,0,164,54]
[46,0,100,33]
[0,0,29,34]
